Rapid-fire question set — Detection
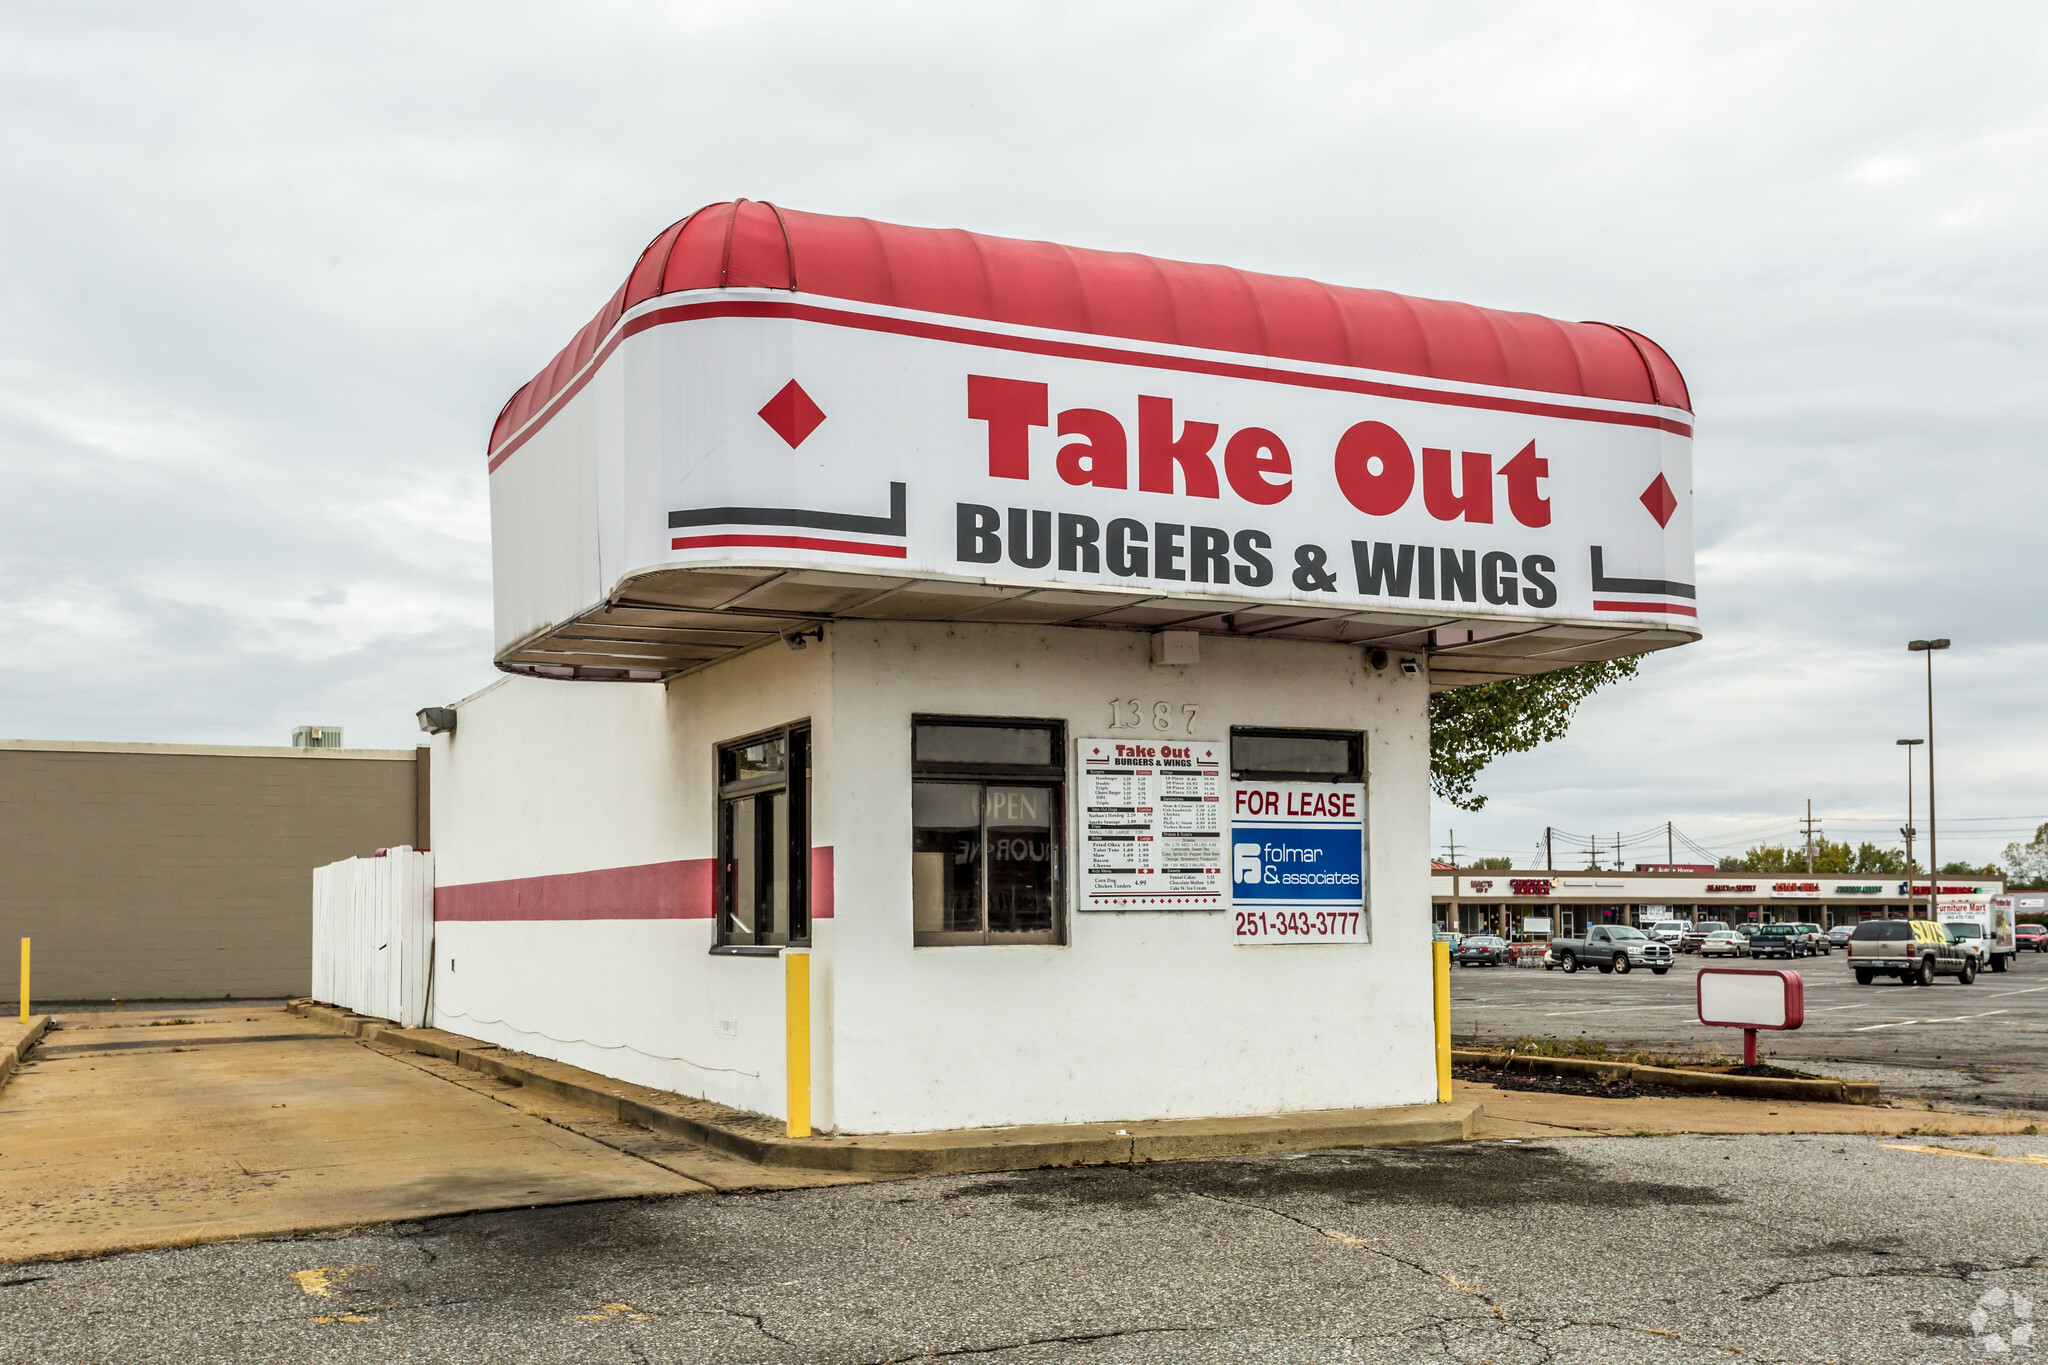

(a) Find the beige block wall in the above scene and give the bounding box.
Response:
[0,741,423,1003]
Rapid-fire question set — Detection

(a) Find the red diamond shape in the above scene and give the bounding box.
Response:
[1640,473,1678,528]
[758,380,826,449]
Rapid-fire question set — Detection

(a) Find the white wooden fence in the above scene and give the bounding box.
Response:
[312,847,434,1027]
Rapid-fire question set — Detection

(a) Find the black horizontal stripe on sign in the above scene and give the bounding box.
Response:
[669,481,906,536]
[1590,546,1695,599]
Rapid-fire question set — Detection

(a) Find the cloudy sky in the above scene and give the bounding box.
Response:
[3,3,2042,869]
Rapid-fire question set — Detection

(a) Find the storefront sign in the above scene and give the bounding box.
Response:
[1521,916,1553,934]
[1078,739,1224,909]
[1510,878,1552,896]
[1834,885,1881,895]
[1705,884,1756,893]
[490,279,1697,658]
[1229,783,1366,944]
[1771,882,1821,898]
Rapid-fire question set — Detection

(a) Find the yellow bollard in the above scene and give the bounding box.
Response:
[1433,938,1451,1103]
[18,938,27,1025]
[784,949,811,1138]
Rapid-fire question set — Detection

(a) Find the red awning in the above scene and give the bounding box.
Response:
[490,200,1690,460]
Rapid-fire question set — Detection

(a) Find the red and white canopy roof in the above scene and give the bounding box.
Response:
[486,201,1696,687]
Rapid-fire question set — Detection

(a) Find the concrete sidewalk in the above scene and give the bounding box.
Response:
[0,1006,714,1264]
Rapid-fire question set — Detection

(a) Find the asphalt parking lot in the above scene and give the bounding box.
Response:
[5,1130,2044,1364]
[1451,950,2048,1113]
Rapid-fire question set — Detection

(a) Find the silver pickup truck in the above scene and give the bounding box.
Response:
[1546,925,1675,976]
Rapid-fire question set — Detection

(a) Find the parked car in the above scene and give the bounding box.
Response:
[1748,925,1801,960]
[1789,922,1829,955]
[1546,925,1674,976]
[1648,919,1690,946]
[2017,922,2048,953]
[1454,935,1510,967]
[1827,924,1854,949]
[1432,931,1463,950]
[1680,921,1731,953]
[1846,918,1974,986]
[1699,930,1748,958]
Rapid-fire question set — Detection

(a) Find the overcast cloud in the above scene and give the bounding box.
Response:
[2,2,2042,867]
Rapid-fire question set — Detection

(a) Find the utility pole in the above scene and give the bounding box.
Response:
[1667,821,1674,866]
[1444,830,1457,870]
[1800,800,1821,874]
[1615,832,1622,869]
[1545,826,1553,872]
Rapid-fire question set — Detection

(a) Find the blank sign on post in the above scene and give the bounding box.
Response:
[1697,968,1804,1031]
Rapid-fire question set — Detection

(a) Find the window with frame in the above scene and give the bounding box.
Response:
[911,716,1066,946]
[716,723,810,951]
[1229,727,1365,784]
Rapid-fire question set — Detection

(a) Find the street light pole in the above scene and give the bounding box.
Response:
[1908,639,1950,920]
[1896,738,1922,908]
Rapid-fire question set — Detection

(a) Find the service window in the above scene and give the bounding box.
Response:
[716,724,810,950]
[911,716,1065,946]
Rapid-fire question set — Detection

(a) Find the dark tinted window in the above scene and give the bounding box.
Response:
[1851,921,1911,941]
[1230,728,1364,782]
[914,722,1055,768]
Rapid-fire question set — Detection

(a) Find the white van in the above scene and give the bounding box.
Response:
[1938,898,2018,973]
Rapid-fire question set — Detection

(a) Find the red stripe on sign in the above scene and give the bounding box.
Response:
[671,532,908,558]
[1592,599,1699,617]
[811,845,834,919]
[486,299,1692,472]
[434,859,714,922]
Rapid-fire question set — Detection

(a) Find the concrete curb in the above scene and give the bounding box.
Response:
[1452,1048,1880,1106]
[0,1015,51,1094]
[291,1000,1482,1174]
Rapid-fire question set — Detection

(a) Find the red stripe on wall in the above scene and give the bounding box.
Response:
[435,859,715,922]
[811,846,834,920]
[434,847,840,923]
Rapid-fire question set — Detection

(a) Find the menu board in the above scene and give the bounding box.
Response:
[1077,737,1225,910]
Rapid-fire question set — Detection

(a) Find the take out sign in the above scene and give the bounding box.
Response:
[620,311,1695,624]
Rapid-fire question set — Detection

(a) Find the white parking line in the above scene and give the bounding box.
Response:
[1854,1010,2010,1032]
[1542,1005,1691,1017]
[1982,986,2048,999]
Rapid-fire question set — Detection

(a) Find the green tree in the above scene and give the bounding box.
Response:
[1940,860,2001,878]
[1719,838,1906,875]
[1466,856,1514,871]
[2002,823,2048,889]
[1429,658,1640,811]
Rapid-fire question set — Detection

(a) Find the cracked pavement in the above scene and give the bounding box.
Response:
[6,1130,2045,1363]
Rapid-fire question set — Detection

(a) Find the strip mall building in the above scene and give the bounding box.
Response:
[1435,868,2007,938]
[425,201,1698,1135]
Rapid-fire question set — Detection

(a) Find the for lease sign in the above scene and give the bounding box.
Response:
[1230,783,1367,945]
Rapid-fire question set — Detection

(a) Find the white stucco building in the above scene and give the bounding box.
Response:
[424,200,1699,1135]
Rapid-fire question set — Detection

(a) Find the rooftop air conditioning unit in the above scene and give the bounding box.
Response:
[292,725,344,749]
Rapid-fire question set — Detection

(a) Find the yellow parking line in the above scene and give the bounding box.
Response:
[1883,1144,2048,1167]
